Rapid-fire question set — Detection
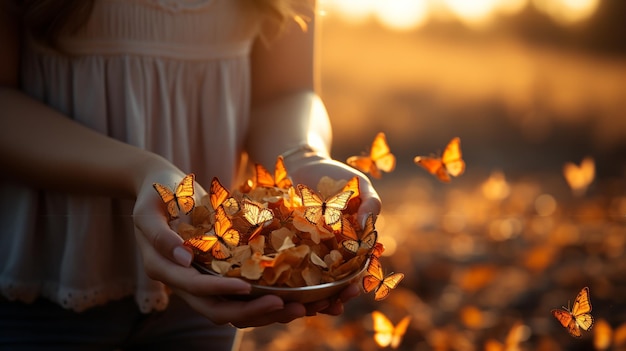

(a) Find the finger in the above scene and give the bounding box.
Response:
[176,291,307,327]
[133,191,192,267]
[134,227,251,296]
[357,195,382,227]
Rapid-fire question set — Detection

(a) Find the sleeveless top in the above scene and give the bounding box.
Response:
[0,0,264,312]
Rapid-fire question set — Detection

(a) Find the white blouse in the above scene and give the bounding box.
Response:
[0,0,264,312]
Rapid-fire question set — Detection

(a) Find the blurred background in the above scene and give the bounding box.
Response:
[242,1,626,350]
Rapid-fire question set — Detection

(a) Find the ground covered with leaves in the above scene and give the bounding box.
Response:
[239,169,626,351]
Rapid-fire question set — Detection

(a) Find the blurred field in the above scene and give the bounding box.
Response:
[239,5,626,351]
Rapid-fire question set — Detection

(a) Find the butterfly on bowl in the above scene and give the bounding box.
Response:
[153,173,196,219]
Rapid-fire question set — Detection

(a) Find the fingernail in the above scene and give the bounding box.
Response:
[173,246,193,267]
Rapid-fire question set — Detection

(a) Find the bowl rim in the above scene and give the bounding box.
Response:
[192,257,370,292]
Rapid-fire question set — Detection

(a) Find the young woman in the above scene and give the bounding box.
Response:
[0,0,381,349]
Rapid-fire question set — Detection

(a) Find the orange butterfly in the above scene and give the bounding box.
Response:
[363,256,404,301]
[347,132,396,179]
[153,173,195,218]
[372,311,411,349]
[209,177,239,214]
[186,206,240,260]
[552,287,594,337]
[414,137,465,182]
[241,199,274,241]
[255,156,293,189]
[298,184,353,230]
[341,213,378,255]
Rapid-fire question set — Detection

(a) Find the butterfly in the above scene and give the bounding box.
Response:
[414,137,465,182]
[552,286,594,337]
[186,206,240,260]
[341,213,378,255]
[563,156,595,196]
[241,199,274,241]
[153,173,195,219]
[362,256,404,301]
[209,177,239,215]
[298,184,353,230]
[255,156,293,189]
[371,311,411,349]
[347,132,396,179]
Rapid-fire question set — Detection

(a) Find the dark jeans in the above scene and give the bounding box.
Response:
[0,294,239,351]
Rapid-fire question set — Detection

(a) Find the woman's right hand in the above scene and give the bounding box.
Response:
[131,167,327,327]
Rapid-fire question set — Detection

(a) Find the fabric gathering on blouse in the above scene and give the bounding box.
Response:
[0,0,265,313]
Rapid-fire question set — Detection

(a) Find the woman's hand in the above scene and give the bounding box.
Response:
[284,155,382,314]
[286,155,382,226]
[131,169,346,327]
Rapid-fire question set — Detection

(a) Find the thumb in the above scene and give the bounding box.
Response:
[133,192,193,268]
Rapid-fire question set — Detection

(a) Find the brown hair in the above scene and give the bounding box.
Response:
[17,0,309,47]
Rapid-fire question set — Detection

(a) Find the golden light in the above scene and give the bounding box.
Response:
[373,0,430,31]
[532,0,600,24]
[534,194,557,217]
[441,0,499,27]
[493,0,528,15]
[563,156,595,197]
[322,0,375,24]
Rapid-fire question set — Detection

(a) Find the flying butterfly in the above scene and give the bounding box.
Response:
[363,256,404,301]
[186,206,240,260]
[209,177,239,215]
[153,173,195,219]
[372,311,411,349]
[414,137,465,182]
[347,132,396,179]
[255,156,293,189]
[552,286,594,337]
[341,213,378,255]
[241,199,274,241]
[298,184,353,230]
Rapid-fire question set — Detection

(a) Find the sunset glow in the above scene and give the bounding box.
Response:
[322,0,599,31]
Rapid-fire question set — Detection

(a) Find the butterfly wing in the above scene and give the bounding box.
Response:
[211,206,240,259]
[442,137,465,178]
[274,156,293,189]
[210,177,229,210]
[371,132,396,174]
[344,214,378,254]
[175,174,196,214]
[153,183,174,204]
[255,163,275,188]
[153,174,195,217]
[414,156,449,182]
[375,272,404,301]
[186,235,218,253]
[347,155,375,176]
[372,311,394,348]
[363,257,384,294]
[391,316,411,349]
[299,185,324,224]
[572,287,594,332]
[242,200,274,225]
[242,200,274,241]
[323,190,353,227]
[552,309,574,328]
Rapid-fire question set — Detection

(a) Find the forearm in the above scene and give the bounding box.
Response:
[246,90,332,169]
[0,87,180,198]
